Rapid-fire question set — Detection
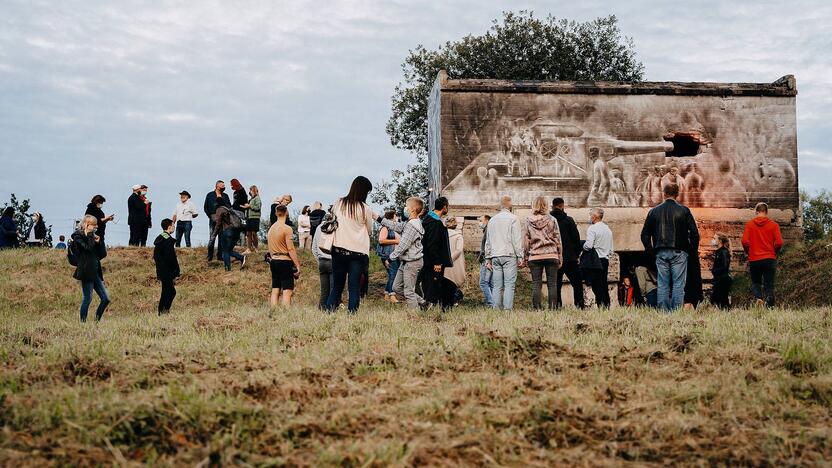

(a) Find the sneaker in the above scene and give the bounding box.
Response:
[240,255,248,269]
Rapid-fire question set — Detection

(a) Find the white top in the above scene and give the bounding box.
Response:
[298,214,311,233]
[331,198,376,255]
[173,200,199,222]
[27,226,38,242]
[584,221,614,259]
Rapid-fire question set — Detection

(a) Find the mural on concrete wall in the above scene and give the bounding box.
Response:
[437,93,798,209]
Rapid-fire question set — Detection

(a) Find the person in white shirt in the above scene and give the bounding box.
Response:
[583,207,613,307]
[172,191,199,247]
[484,196,524,310]
[297,206,312,250]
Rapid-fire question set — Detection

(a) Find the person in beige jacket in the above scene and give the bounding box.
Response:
[443,217,466,307]
[524,196,563,309]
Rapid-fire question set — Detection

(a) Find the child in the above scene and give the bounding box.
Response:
[153,218,180,315]
[54,235,67,249]
[378,197,426,310]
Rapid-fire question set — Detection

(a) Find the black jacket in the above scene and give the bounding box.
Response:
[153,232,180,280]
[232,189,248,212]
[85,203,108,238]
[127,193,151,227]
[269,203,294,227]
[711,247,731,278]
[203,191,231,218]
[640,199,700,252]
[71,231,106,281]
[578,241,602,271]
[309,209,327,236]
[27,220,46,241]
[551,208,582,263]
[421,213,453,268]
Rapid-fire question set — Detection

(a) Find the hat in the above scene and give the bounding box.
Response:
[140,184,148,189]
[132,184,142,190]
[179,190,191,198]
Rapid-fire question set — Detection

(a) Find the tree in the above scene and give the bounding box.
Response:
[802,190,832,242]
[2,193,53,247]
[374,11,645,207]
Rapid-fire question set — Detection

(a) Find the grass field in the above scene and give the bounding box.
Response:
[1,246,831,466]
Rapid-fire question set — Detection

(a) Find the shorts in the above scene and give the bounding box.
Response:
[270,259,295,290]
[246,218,260,232]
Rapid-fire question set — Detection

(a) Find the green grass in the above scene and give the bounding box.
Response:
[0,247,831,465]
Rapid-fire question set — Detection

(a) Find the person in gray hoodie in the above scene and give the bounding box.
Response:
[378,197,426,309]
[524,196,564,310]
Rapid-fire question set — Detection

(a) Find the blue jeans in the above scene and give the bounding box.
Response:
[489,256,518,310]
[656,249,688,311]
[80,276,110,322]
[479,262,494,307]
[220,229,243,270]
[384,259,399,294]
[175,220,192,247]
[327,252,366,313]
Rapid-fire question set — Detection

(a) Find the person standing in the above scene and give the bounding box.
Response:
[0,207,20,249]
[524,196,563,310]
[635,265,658,307]
[54,235,68,250]
[583,207,614,308]
[85,195,114,244]
[71,215,110,322]
[477,215,494,307]
[710,232,733,309]
[379,197,426,310]
[421,197,453,309]
[377,210,401,302]
[153,219,180,315]
[640,183,699,311]
[213,205,246,271]
[308,202,327,238]
[172,191,199,247]
[270,194,293,226]
[325,176,376,313]
[684,248,704,310]
[485,196,523,310]
[25,212,47,247]
[297,206,312,250]
[203,181,231,262]
[741,202,783,308]
[241,185,262,254]
[551,198,585,308]
[267,205,301,307]
[128,184,151,246]
[230,178,248,212]
[442,217,466,308]
[312,215,334,310]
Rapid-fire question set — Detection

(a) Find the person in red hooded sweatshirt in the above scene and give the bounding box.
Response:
[741,202,783,308]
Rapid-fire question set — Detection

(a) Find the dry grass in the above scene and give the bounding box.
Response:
[0,247,831,466]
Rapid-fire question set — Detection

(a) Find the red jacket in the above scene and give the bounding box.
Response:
[741,216,783,262]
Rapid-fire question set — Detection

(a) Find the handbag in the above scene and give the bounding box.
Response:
[317,210,338,255]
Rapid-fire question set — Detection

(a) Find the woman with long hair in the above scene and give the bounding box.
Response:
[297,205,312,250]
[230,178,248,212]
[710,232,733,309]
[326,176,376,313]
[523,196,563,309]
[25,212,47,247]
[241,185,262,254]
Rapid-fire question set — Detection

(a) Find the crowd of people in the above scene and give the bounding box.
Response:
[1,174,786,321]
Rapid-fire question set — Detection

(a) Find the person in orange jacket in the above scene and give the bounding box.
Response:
[741,202,783,308]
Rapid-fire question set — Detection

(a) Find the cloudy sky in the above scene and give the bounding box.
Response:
[1,0,830,245]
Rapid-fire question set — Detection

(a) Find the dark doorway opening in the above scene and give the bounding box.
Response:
[665,133,701,157]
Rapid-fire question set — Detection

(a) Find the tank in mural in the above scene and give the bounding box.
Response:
[429,73,799,215]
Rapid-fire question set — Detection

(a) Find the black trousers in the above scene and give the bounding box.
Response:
[556,260,585,308]
[749,259,776,307]
[159,278,176,313]
[423,265,445,308]
[128,223,145,246]
[710,275,732,309]
[586,258,610,308]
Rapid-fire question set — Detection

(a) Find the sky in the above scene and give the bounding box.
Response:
[1,0,830,245]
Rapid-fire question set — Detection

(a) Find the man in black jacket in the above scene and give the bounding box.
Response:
[308,201,327,238]
[551,198,585,309]
[421,196,453,309]
[203,180,231,261]
[640,183,699,311]
[153,219,180,316]
[127,184,151,246]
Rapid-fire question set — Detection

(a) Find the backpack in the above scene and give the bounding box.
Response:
[66,240,78,267]
[229,209,245,230]
[376,225,396,259]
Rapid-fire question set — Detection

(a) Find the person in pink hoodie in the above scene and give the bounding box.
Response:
[524,196,563,309]
[741,202,784,308]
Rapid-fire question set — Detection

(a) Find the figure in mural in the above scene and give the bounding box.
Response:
[753,156,797,199]
[607,169,627,206]
[635,168,652,207]
[701,159,748,207]
[682,162,705,207]
[476,166,490,191]
[661,165,686,203]
[587,148,610,205]
[649,166,665,206]
[508,130,523,176]
[521,128,538,176]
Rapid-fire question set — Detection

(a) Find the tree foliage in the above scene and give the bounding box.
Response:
[802,190,832,242]
[2,193,53,247]
[374,11,645,207]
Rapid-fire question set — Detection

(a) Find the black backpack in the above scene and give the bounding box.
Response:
[66,240,79,267]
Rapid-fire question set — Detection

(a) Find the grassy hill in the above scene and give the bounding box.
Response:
[0,246,830,465]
